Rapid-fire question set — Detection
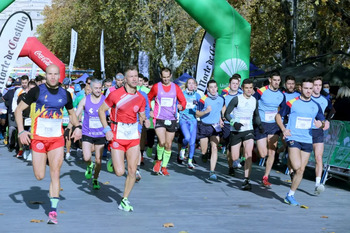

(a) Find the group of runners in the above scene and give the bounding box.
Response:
[3,63,334,224]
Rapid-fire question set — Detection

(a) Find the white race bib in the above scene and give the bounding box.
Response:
[36,118,62,137]
[186,101,195,109]
[62,117,70,125]
[24,118,32,126]
[161,97,174,107]
[89,117,103,129]
[116,123,139,140]
[240,117,252,131]
[295,117,312,129]
[265,111,277,122]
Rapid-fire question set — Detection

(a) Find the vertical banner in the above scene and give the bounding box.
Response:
[195,31,215,96]
[0,11,33,92]
[138,51,149,79]
[30,63,38,80]
[100,30,105,79]
[69,28,78,77]
[0,0,15,13]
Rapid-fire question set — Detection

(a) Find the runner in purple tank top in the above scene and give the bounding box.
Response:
[75,78,106,190]
[148,68,187,176]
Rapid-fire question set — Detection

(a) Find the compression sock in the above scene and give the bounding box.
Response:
[315,177,321,186]
[162,150,171,167]
[156,144,164,161]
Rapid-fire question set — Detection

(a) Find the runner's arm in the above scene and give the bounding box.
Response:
[14,100,29,135]
[175,84,187,111]
[75,96,86,121]
[98,102,111,129]
[224,96,238,122]
[253,101,262,128]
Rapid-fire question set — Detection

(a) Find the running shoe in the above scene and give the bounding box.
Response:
[241,179,252,191]
[118,198,133,212]
[208,171,217,181]
[284,194,300,206]
[262,176,271,187]
[85,162,94,179]
[161,167,170,176]
[201,153,208,163]
[188,162,195,169]
[16,150,24,158]
[233,160,242,168]
[92,179,100,190]
[228,167,235,176]
[136,170,142,181]
[314,184,325,195]
[107,158,114,172]
[153,160,162,174]
[47,211,58,224]
[65,152,71,160]
[179,148,186,160]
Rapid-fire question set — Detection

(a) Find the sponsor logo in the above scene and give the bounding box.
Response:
[34,51,53,66]
[113,142,119,148]
[36,142,44,150]
[133,105,139,112]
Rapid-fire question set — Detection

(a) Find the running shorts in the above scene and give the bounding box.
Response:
[82,135,106,145]
[32,137,65,153]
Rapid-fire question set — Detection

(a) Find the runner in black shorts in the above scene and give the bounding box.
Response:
[225,79,263,190]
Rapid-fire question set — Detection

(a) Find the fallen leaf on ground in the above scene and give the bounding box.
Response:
[276,171,281,173]
[179,231,188,233]
[29,201,43,204]
[163,223,174,228]
[59,211,65,214]
[284,179,292,183]
[60,188,64,191]
[30,219,43,223]
[321,216,329,218]
[0,213,4,215]
[300,205,309,209]
[104,181,110,185]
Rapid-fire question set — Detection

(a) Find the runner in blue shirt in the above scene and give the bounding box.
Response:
[311,76,333,195]
[197,80,224,180]
[221,75,242,176]
[253,71,285,187]
[276,78,329,206]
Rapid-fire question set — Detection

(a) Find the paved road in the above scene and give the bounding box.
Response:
[0,143,349,233]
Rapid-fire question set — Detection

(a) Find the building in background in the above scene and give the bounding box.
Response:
[0,0,52,37]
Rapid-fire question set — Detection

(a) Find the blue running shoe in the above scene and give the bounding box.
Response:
[284,194,300,206]
[208,171,217,181]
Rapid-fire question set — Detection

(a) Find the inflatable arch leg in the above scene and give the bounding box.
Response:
[19,37,66,82]
[175,0,251,89]
[0,0,15,13]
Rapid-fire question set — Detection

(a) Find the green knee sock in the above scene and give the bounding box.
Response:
[162,150,171,167]
[157,144,164,160]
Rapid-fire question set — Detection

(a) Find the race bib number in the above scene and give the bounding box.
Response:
[295,117,312,129]
[36,118,62,137]
[89,117,103,129]
[161,97,174,107]
[62,117,70,125]
[116,123,139,140]
[240,117,252,131]
[186,100,195,109]
[265,111,277,122]
[164,120,171,126]
[24,118,32,126]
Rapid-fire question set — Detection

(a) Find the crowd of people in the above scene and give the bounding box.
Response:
[0,65,349,224]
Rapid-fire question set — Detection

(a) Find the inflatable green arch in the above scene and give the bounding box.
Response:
[175,0,251,90]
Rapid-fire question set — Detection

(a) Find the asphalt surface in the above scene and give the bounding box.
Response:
[0,143,349,233]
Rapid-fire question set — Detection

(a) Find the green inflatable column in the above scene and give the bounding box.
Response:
[175,0,251,90]
[0,0,15,13]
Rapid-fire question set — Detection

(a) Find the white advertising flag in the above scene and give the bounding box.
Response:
[100,30,105,75]
[69,28,78,72]
[195,31,215,96]
[0,11,32,91]
[30,63,38,80]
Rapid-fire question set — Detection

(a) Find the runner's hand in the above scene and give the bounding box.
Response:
[150,111,154,118]
[144,119,151,128]
[323,120,330,130]
[314,120,322,128]
[233,122,244,130]
[18,131,31,145]
[177,104,183,111]
[105,131,113,141]
[282,128,291,138]
[71,127,82,142]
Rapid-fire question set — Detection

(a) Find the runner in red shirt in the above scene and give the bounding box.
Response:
[98,66,149,212]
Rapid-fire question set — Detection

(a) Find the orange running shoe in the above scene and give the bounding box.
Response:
[161,167,170,176]
[153,160,162,173]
